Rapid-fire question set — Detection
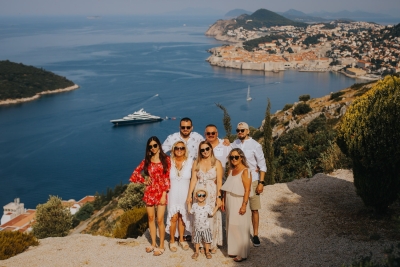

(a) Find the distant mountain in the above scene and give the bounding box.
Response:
[278,9,329,23]
[236,8,308,30]
[309,10,391,20]
[225,9,252,18]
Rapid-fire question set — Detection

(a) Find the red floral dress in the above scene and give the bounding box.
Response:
[129,157,171,206]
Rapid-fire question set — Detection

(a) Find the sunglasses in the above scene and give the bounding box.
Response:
[180,126,191,130]
[236,129,246,133]
[206,132,216,136]
[200,147,211,153]
[197,193,206,198]
[174,146,185,151]
[148,144,158,149]
[229,155,240,160]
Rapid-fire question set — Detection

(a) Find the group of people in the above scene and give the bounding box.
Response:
[129,117,267,262]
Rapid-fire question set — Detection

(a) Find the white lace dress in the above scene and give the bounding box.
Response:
[166,158,193,235]
[194,166,223,248]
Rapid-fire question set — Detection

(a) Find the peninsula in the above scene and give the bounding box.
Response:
[206,9,400,79]
[0,60,78,105]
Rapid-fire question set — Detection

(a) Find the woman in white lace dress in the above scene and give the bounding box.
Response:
[166,141,193,252]
[186,140,223,254]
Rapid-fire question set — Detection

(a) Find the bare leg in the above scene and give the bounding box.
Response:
[156,205,167,250]
[169,213,178,243]
[195,243,200,253]
[146,206,157,247]
[205,243,210,253]
[251,210,259,236]
[178,213,186,243]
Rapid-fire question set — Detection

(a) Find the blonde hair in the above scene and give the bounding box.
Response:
[194,141,216,171]
[227,148,249,169]
[171,141,188,160]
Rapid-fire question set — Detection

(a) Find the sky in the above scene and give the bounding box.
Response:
[0,0,400,17]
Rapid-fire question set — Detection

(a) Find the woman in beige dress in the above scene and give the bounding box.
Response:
[186,140,223,254]
[221,148,252,262]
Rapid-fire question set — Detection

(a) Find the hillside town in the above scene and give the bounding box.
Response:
[207,21,400,79]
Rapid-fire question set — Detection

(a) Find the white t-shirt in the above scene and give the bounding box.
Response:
[162,132,204,160]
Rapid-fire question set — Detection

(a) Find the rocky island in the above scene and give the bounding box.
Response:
[0,60,79,105]
[205,9,400,79]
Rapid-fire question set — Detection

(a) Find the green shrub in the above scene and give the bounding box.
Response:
[74,203,94,222]
[299,94,310,102]
[0,231,39,260]
[282,103,294,111]
[271,117,279,127]
[330,91,345,100]
[118,183,146,211]
[337,75,400,213]
[292,103,312,115]
[113,207,148,239]
[307,113,326,133]
[32,196,72,239]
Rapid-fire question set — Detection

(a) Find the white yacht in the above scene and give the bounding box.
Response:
[110,108,162,126]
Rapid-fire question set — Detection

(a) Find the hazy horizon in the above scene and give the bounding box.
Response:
[1,0,400,18]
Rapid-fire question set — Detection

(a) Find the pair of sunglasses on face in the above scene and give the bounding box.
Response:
[206,132,216,136]
[229,155,240,160]
[174,146,185,151]
[148,144,158,149]
[200,147,211,153]
[197,193,206,198]
[180,126,191,130]
[236,128,246,133]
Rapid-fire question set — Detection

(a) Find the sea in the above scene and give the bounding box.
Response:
[0,15,392,209]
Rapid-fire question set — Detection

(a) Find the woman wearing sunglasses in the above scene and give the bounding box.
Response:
[186,141,223,254]
[129,136,171,256]
[221,148,252,262]
[166,141,192,252]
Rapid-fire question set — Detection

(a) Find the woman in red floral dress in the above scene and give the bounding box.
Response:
[130,136,171,256]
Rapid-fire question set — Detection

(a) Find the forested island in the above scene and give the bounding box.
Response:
[0,60,78,105]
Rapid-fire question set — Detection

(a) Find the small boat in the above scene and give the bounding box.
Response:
[110,108,162,126]
[246,86,252,101]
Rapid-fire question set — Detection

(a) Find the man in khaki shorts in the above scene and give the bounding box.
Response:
[231,122,267,247]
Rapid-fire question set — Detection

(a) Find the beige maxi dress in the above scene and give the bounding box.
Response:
[221,168,251,259]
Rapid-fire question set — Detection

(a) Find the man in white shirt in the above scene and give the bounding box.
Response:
[162,117,204,160]
[231,122,267,247]
[204,124,231,175]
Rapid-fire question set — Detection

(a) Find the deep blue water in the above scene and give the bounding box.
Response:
[0,15,361,208]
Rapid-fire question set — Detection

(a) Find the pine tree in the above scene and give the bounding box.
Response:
[32,196,72,238]
[215,103,233,142]
[263,98,275,185]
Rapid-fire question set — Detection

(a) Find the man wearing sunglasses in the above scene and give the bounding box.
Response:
[204,124,231,174]
[231,122,267,247]
[162,117,204,161]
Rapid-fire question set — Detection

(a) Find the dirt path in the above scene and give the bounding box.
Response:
[3,170,398,267]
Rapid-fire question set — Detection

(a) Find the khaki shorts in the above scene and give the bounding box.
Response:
[249,180,261,210]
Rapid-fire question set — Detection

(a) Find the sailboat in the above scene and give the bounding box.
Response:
[246,85,252,101]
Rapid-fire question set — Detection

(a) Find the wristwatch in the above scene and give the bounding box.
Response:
[258,180,266,186]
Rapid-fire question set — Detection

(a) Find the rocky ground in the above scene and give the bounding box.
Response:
[2,169,399,267]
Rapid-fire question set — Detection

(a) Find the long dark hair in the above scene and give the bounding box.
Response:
[143,136,169,175]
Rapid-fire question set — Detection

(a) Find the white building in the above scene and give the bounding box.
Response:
[1,198,25,225]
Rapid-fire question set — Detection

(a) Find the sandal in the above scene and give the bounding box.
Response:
[153,248,164,256]
[145,245,157,253]
[206,252,212,259]
[179,241,189,251]
[192,252,199,259]
[233,256,247,262]
[169,242,178,252]
[210,247,217,254]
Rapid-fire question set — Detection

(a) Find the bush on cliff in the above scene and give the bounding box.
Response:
[113,207,148,239]
[337,75,400,213]
[0,231,39,260]
[118,183,146,212]
[299,94,310,102]
[292,103,312,115]
[74,202,94,222]
[32,195,72,239]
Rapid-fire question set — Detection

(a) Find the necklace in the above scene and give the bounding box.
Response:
[174,159,186,177]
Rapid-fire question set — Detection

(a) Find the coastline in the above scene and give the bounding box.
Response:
[0,84,79,106]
